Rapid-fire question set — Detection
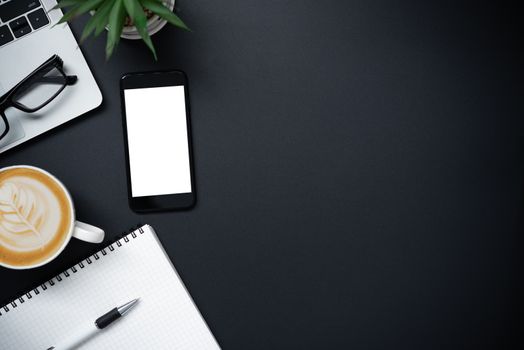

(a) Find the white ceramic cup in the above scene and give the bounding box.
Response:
[0,165,105,270]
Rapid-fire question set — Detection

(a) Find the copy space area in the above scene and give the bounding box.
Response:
[124,86,191,197]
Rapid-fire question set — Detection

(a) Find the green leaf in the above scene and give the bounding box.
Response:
[72,0,106,14]
[80,1,113,43]
[56,0,106,24]
[51,0,83,11]
[94,1,114,37]
[123,0,157,60]
[55,4,82,25]
[140,0,190,31]
[79,16,98,42]
[106,0,126,59]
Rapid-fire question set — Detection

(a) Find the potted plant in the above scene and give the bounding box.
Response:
[54,0,189,60]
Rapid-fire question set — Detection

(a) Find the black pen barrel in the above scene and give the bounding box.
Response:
[95,308,121,329]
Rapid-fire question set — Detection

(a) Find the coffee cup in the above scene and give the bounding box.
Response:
[0,165,104,270]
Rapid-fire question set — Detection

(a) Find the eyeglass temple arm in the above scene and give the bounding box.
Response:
[0,91,8,106]
[31,75,78,85]
[66,75,78,85]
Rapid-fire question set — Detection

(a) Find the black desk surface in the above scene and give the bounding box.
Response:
[1,1,522,348]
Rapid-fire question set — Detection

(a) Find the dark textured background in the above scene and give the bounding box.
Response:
[1,1,523,348]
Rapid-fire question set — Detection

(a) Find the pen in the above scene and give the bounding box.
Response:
[46,298,139,350]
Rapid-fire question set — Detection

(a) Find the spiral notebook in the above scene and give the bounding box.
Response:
[0,225,221,350]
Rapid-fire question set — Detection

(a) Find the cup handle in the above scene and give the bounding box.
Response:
[72,221,105,244]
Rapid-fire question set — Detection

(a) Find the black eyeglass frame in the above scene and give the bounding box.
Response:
[0,55,78,141]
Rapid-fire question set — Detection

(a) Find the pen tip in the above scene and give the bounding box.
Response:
[118,298,139,316]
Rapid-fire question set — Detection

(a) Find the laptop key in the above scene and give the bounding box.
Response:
[9,17,32,39]
[0,0,41,23]
[0,25,14,46]
[27,8,49,30]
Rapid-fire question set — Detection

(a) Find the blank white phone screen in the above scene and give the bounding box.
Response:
[124,85,192,197]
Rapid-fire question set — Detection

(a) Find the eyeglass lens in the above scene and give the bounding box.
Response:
[12,66,67,110]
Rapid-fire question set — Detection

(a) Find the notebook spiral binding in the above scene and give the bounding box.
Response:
[0,224,146,317]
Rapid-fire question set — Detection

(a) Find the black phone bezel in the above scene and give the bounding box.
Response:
[120,70,196,213]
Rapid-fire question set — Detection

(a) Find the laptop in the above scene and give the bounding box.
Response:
[0,0,102,153]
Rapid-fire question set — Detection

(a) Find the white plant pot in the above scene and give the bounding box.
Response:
[120,0,175,40]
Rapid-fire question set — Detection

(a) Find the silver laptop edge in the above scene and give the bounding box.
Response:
[0,0,103,154]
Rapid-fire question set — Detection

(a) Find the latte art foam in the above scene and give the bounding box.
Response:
[0,168,72,267]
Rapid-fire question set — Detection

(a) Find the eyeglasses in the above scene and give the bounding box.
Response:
[0,55,78,142]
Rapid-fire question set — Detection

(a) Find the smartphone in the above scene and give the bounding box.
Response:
[120,71,196,212]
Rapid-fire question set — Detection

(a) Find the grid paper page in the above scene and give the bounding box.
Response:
[0,225,220,350]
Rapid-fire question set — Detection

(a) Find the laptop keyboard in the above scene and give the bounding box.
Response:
[0,0,50,47]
